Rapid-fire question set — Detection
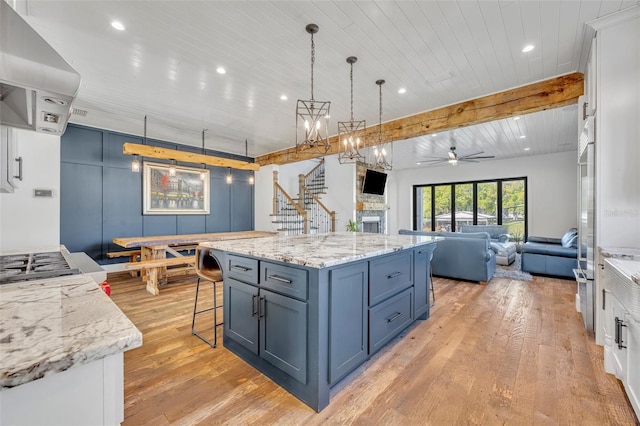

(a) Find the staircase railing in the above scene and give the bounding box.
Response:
[300,183,336,233]
[272,171,308,235]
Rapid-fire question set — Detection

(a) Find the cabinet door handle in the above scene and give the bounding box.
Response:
[615,317,627,349]
[387,271,403,279]
[258,296,266,318]
[267,274,292,284]
[387,312,403,323]
[231,264,251,272]
[602,289,606,310]
[14,157,22,181]
[251,294,258,317]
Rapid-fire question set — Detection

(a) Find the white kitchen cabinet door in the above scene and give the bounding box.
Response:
[611,294,628,381]
[0,125,21,193]
[625,315,640,417]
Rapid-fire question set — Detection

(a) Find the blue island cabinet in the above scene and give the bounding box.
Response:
[211,243,434,412]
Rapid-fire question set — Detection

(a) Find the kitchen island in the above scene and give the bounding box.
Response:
[201,232,440,412]
[0,274,142,425]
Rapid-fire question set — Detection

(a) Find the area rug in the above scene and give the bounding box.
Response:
[493,253,533,281]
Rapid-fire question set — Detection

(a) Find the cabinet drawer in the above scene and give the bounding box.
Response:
[369,251,412,306]
[261,261,308,300]
[369,287,413,354]
[226,255,259,284]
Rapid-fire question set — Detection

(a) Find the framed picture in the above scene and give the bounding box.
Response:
[143,161,210,215]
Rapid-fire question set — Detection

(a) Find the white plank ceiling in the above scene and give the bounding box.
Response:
[13,0,639,168]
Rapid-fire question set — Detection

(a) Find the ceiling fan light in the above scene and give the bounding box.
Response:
[449,159,458,166]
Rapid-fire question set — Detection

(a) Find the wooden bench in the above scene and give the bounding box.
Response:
[123,255,197,295]
[107,250,141,261]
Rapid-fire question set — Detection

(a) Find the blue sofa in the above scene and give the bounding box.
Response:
[460,225,511,242]
[399,229,496,284]
[521,228,578,278]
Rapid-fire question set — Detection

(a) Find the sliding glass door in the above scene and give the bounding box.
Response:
[413,177,527,237]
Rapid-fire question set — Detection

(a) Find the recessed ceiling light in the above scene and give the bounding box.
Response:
[520,135,526,139]
[522,45,534,53]
[398,88,407,94]
[432,133,438,137]
[524,147,530,151]
[513,116,521,121]
[416,162,421,165]
[280,94,288,101]
[216,67,226,74]
[111,21,125,31]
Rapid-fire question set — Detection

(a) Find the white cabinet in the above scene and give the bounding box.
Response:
[626,315,640,416]
[603,258,640,418]
[0,125,21,193]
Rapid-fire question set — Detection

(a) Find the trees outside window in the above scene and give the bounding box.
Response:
[413,178,526,238]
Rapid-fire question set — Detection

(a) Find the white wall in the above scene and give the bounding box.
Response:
[389,151,578,238]
[0,129,60,251]
[253,155,356,233]
[321,156,355,232]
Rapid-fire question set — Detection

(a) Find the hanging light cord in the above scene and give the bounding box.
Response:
[378,82,383,144]
[310,30,315,101]
[349,61,354,122]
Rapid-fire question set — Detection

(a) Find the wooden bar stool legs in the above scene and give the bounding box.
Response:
[191,275,223,347]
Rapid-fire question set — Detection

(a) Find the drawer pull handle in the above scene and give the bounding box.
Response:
[615,317,627,350]
[251,294,258,317]
[268,274,292,284]
[387,312,403,323]
[231,265,252,272]
[387,271,403,279]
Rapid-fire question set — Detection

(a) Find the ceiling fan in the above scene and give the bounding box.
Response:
[417,145,495,166]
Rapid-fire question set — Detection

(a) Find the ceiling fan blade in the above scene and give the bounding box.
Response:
[459,158,480,163]
[462,155,495,160]
[460,151,484,157]
[418,155,448,160]
[418,158,448,164]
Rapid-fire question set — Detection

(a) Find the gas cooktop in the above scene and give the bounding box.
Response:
[0,251,80,284]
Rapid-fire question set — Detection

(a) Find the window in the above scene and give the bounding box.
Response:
[413,177,527,238]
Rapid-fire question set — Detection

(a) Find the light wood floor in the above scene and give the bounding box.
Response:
[109,271,639,425]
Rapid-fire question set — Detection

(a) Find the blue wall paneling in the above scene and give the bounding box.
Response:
[60,124,255,263]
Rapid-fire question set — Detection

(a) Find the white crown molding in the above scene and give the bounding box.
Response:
[586,5,640,32]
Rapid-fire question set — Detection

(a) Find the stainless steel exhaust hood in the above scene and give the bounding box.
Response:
[0,1,81,135]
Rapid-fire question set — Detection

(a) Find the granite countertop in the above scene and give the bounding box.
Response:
[606,258,640,286]
[200,232,441,269]
[600,246,640,260]
[0,275,142,390]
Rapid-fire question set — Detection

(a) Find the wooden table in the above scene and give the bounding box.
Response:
[113,231,276,295]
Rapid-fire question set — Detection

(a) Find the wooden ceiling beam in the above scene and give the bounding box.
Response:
[123,143,260,171]
[256,72,584,166]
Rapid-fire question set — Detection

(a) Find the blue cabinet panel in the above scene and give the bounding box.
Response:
[103,167,143,253]
[61,126,103,163]
[60,163,103,260]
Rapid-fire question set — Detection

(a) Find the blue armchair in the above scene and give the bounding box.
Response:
[399,229,496,284]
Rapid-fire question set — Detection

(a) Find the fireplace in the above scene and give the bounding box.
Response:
[361,216,381,234]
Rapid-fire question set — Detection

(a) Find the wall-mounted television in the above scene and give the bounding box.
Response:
[362,169,387,195]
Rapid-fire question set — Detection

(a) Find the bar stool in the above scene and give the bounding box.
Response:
[191,246,223,347]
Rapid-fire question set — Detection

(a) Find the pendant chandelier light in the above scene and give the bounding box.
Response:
[246,139,254,185]
[338,56,366,164]
[200,129,207,180]
[370,79,392,170]
[131,115,146,172]
[296,23,331,153]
